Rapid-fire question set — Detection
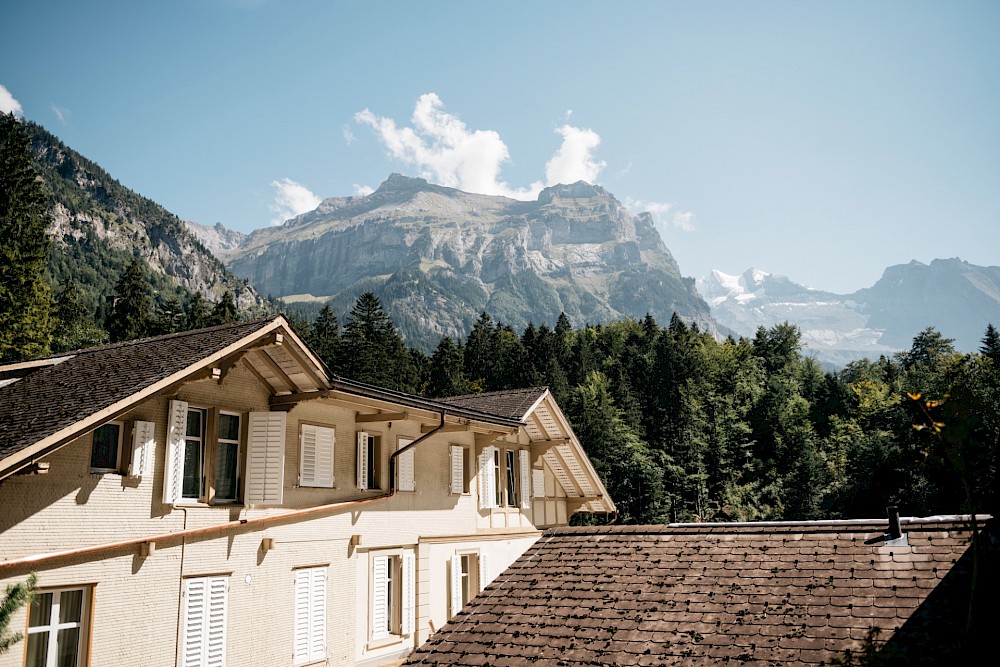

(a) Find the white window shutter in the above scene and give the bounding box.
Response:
[371,556,389,640]
[293,570,310,665]
[478,446,497,510]
[401,552,416,635]
[310,569,327,661]
[183,576,228,667]
[294,568,327,665]
[206,577,228,667]
[532,468,546,499]
[130,420,156,477]
[246,412,286,505]
[357,432,369,491]
[449,555,463,617]
[164,400,188,504]
[299,425,335,488]
[450,446,464,494]
[519,449,531,509]
[398,439,415,492]
[478,551,490,592]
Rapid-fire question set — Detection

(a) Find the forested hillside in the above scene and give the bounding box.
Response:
[295,294,1000,525]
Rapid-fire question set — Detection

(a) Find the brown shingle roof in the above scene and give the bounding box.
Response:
[440,387,548,421]
[0,318,279,470]
[406,517,996,666]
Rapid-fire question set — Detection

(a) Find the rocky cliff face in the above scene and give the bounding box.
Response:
[698,259,1000,366]
[27,122,264,311]
[226,174,711,348]
[184,220,247,257]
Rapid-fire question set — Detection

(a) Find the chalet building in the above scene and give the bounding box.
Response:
[405,517,996,665]
[0,316,613,667]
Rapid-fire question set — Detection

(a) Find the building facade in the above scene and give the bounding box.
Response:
[0,317,613,667]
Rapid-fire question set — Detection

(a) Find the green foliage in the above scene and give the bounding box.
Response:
[339,292,418,392]
[0,113,54,361]
[0,573,37,654]
[105,257,153,342]
[210,290,239,325]
[51,275,108,351]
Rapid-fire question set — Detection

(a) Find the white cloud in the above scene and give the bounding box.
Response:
[50,104,71,124]
[353,184,374,197]
[355,93,607,200]
[270,178,321,225]
[626,197,696,233]
[545,125,606,186]
[342,125,356,145]
[0,84,23,116]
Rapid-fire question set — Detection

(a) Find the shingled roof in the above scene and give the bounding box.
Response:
[0,317,284,477]
[406,517,996,666]
[441,387,548,421]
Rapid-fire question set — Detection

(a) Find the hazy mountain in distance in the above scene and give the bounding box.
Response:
[698,259,1000,366]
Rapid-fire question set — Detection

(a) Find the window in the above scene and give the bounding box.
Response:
[90,422,123,472]
[449,553,479,617]
[181,576,228,667]
[356,431,382,491]
[370,552,415,642]
[299,424,335,488]
[25,587,90,667]
[293,567,327,665]
[449,445,472,494]
[477,446,498,510]
[164,400,267,506]
[504,449,519,507]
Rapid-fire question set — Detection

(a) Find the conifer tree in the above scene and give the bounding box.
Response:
[210,290,239,325]
[52,276,107,351]
[185,292,211,331]
[151,296,186,335]
[308,305,341,371]
[428,336,471,397]
[0,113,54,361]
[341,292,417,392]
[105,257,152,342]
[0,573,36,654]
[980,324,1000,366]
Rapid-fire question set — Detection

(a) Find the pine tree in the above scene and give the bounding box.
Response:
[427,336,471,397]
[341,292,417,392]
[0,113,54,361]
[52,276,107,351]
[980,324,1000,366]
[105,257,152,342]
[0,573,36,654]
[151,296,186,335]
[210,290,239,325]
[308,305,341,371]
[185,292,211,331]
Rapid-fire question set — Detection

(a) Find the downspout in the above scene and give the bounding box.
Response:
[173,507,189,667]
[0,412,451,576]
[389,411,447,495]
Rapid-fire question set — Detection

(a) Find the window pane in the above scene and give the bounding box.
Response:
[58,590,83,624]
[25,632,49,667]
[186,409,203,438]
[90,423,120,470]
[56,627,80,667]
[215,441,238,500]
[218,413,240,442]
[182,438,202,498]
[29,592,52,627]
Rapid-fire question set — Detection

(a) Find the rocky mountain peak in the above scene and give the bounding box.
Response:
[537,181,612,204]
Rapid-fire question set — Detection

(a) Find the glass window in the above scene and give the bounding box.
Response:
[90,423,121,472]
[26,588,88,667]
[182,408,205,499]
[505,450,519,507]
[215,413,240,501]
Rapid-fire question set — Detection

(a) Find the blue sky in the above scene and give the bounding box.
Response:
[2,0,998,293]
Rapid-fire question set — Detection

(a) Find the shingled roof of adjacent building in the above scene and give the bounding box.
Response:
[0,317,282,475]
[406,517,996,666]
[440,387,548,421]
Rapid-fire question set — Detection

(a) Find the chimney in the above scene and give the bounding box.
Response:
[884,505,908,546]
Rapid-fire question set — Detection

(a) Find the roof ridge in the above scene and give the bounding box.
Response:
[443,386,549,400]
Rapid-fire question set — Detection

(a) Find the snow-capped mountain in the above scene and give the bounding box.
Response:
[697,260,1000,367]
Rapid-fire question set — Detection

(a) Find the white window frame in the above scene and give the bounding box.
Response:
[369,550,415,645]
[293,566,327,666]
[299,424,336,488]
[181,575,229,667]
[25,586,90,667]
[214,411,242,503]
[449,551,481,618]
[504,449,519,508]
[90,421,124,473]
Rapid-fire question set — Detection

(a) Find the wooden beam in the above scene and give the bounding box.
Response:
[356,411,408,423]
[278,336,327,388]
[216,350,248,384]
[530,438,571,465]
[243,357,276,396]
[549,445,587,497]
[566,496,604,514]
[421,423,469,434]
[254,348,298,393]
[269,389,331,407]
